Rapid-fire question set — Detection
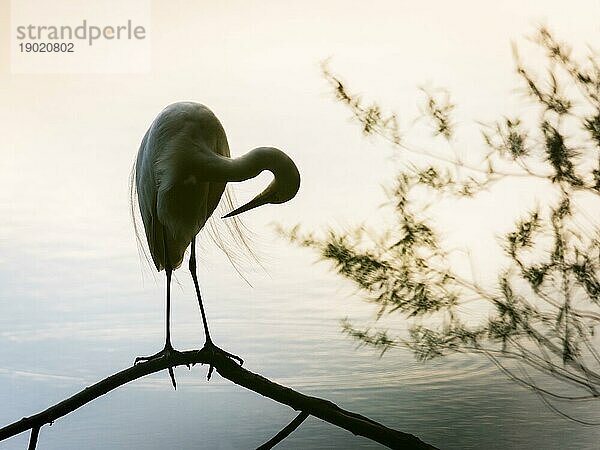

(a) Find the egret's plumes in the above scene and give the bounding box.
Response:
[130,101,300,385]
[130,169,258,279]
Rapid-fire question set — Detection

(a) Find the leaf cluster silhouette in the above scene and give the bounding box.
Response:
[285,28,600,424]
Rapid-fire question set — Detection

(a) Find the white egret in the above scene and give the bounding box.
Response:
[131,102,300,385]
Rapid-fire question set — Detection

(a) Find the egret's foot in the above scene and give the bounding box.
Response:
[201,341,243,380]
[134,344,187,390]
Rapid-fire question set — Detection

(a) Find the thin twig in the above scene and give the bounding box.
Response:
[256,411,309,450]
[27,427,39,450]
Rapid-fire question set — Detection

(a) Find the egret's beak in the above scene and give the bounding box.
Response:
[222,189,272,219]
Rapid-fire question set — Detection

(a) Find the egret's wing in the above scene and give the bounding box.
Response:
[130,130,167,272]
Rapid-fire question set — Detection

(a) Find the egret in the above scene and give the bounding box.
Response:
[131,102,300,386]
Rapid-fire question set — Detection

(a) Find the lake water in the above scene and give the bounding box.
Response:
[1,235,599,450]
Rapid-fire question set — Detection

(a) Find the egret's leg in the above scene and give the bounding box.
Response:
[190,237,243,379]
[189,238,212,344]
[164,268,173,349]
[134,268,183,389]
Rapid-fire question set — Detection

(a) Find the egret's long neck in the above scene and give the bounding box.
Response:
[196,147,275,183]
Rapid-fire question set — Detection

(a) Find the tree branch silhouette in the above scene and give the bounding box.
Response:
[256,411,309,449]
[0,348,436,450]
[284,27,600,425]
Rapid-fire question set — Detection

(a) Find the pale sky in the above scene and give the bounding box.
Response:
[1,0,599,277]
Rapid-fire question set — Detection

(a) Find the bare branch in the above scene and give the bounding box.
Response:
[256,411,309,450]
[27,427,39,450]
[0,349,437,450]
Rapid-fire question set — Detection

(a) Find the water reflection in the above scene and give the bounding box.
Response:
[1,242,600,449]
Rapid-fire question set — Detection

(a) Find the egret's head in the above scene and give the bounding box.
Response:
[223,147,300,218]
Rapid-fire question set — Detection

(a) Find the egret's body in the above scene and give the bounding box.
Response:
[132,102,300,384]
[136,102,230,271]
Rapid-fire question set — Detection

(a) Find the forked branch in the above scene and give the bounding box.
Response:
[0,348,436,450]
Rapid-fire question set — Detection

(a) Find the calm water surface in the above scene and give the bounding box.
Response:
[1,236,599,450]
